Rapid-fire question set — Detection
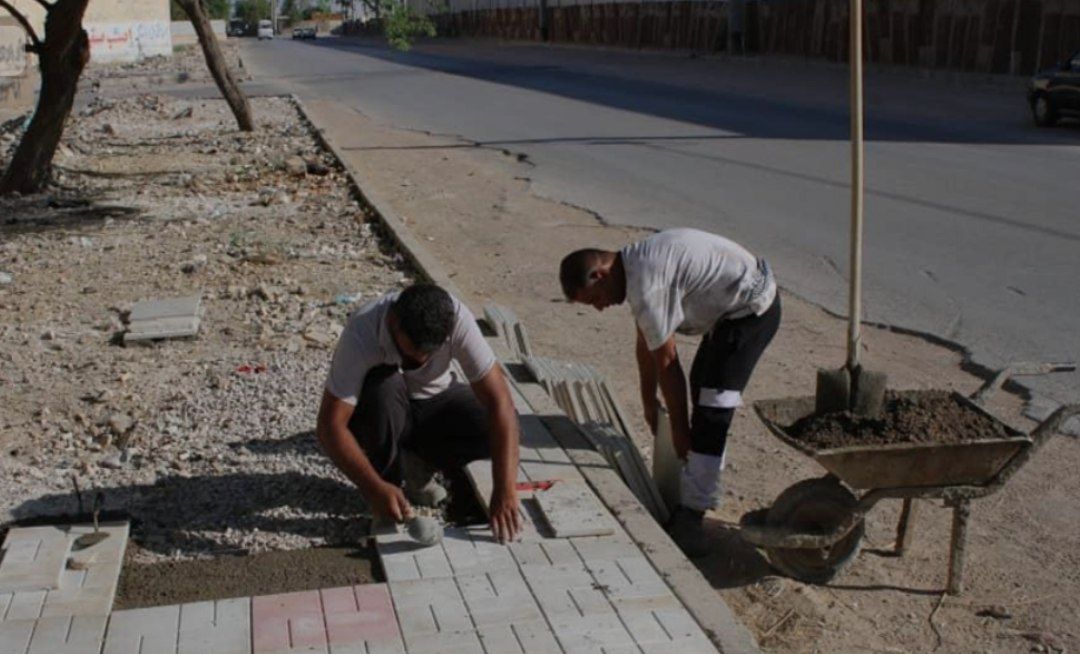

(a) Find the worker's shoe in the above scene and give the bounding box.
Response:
[401,450,448,508]
[667,506,711,559]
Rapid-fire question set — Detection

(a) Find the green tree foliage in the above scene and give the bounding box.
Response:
[381,0,435,51]
[170,0,230,21]
[233,0,272,23]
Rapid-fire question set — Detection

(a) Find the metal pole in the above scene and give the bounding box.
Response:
[847,0,864,372]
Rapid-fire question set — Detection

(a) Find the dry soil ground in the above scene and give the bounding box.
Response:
[320,100,1080,654]
[1,51,400,600]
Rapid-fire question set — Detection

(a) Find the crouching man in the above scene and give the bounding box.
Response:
[316,283,522,542]
[559,228,780,557]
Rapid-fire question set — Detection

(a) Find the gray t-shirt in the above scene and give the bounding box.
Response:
[325,292,496,404]
[622,228,776,351]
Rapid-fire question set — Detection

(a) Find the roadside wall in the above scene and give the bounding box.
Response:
[0,1,42,112]
[346,0,1080,76]
[85,0,173,63]
[171,19,227,46]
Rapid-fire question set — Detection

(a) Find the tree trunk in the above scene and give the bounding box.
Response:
[178,0,255,132]
[0,0,91,196]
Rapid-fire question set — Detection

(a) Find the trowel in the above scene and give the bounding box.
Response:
[72,491,109,550]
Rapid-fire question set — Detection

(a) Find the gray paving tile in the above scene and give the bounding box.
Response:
[178,597,251,654]
[457,569,542,627]
[476,620,562,654]
[0,618,34,654]
[388,577,471,637]
[26,614,108,654]
[102,604,181,654]
[534,482,616,538]
[0,528,70,593]
[548,612,636,653]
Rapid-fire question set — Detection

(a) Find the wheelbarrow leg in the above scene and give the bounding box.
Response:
[894,498,917,556]
[946,499,971,595]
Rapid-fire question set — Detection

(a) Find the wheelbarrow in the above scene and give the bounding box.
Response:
[743,363,1078,594]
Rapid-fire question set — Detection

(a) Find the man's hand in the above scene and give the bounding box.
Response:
[370,480,412,523]
[489,487,522,543]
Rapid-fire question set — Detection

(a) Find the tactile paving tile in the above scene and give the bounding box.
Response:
[251,589,327,654]
[0,527,71,593]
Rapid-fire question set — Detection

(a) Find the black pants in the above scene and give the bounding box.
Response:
[688,296,781,457]
[346,365,491,484]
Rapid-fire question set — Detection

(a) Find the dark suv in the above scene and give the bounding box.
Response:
[1029,50,1080,126]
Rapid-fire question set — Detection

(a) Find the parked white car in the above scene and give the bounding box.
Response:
[257,20,274,40]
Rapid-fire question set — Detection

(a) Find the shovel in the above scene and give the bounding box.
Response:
[815,0,887,417]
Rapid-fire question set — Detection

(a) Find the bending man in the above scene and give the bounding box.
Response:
[559,228,780,557]
[317,284,522,542]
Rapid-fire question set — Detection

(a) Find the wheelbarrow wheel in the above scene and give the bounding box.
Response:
[765,477,864,584]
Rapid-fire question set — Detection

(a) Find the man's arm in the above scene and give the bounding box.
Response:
[636,327,660,434]
[316,390,411,522]
[650,336,692,460]
[470,364,522,543]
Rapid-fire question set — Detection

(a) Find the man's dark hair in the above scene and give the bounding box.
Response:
[559,249,606,298]
[393,284,455,354]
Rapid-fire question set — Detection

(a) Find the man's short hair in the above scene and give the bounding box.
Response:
[393,284,455,354]
[559,249,606,298]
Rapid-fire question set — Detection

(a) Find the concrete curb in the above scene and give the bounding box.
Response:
[291,93,761,653]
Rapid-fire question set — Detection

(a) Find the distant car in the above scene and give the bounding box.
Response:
[292,26,317,40]
[257,19,274,40]
[1028,50,1080,126]
[226,20,252,37]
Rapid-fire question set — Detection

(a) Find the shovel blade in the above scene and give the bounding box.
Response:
[815,367,851,415]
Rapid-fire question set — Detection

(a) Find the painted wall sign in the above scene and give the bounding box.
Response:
[86,20,172,63]
[0,25,27,77]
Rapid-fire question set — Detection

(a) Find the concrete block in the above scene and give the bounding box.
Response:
[476,620,561,654]
[0,528,71,592]
[251,590,327,653]
[441,527,515,577]
[125,294,202,342]
[41,566,120,618]
[456,569,541,627]
[178,597,251,654]
[376,529,452,581]
[321,584,403,653]
[534,481,615,538]
[1,591,46,621]
[0,618,34,654]
[103,604,181,654]
[401,628,483,654]
[548,612,635,652]
[569,534,641,563]
[27,614,108,654]
[388,577,470,638]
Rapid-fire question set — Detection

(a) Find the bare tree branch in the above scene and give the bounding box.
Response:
[0,0,43,51]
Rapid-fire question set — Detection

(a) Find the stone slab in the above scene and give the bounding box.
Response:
[0,528,71,593]
[251,589,327,654]
[321,584,404,653]
[456,568,542,627]
[125,295,202,342]
[25,614,108,654]
[178,597,251,654]
[102,604,181,654]
[533,481,615,538]
[388,577,471,638]
[476,620,562,654]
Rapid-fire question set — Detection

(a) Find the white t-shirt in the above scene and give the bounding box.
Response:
[622,228,776,351]
[324,292,496,404]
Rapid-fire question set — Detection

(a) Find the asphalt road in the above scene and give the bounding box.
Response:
[241,37,1079,411]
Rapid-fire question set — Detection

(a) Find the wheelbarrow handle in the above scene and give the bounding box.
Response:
[970,362,1076,405]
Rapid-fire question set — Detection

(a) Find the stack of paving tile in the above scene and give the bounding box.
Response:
[524,355,669,522]
[482,302,534,360]
[124,294,202,343]
[0,522,128,653]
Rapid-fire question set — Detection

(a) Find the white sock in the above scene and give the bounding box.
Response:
[679,451,725,512]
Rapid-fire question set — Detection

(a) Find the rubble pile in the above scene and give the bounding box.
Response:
[0,88,410,561]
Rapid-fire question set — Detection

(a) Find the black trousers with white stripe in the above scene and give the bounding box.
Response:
[688,296,782,457]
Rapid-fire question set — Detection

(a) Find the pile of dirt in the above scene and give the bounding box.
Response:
[788,390,1013,449]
